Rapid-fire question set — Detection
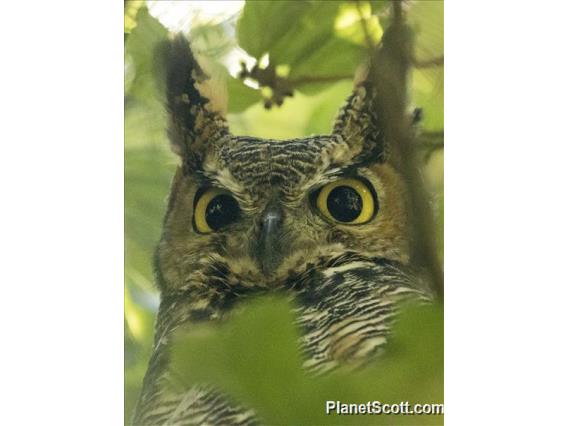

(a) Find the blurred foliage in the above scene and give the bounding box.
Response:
[125,1,443,423]
[171,298,443,425]
[237,1,365,95]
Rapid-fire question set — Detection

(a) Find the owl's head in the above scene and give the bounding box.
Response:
[155,35,411,293]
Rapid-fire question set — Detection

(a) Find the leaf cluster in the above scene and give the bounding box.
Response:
[170,297,443,425]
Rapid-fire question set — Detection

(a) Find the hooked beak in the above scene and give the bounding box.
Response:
[255,203,284,275]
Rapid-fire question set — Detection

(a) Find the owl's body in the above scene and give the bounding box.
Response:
[132,35,430,425]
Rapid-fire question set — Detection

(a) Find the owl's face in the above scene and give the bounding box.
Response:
[157,135,410,291]
[154,35,410,292]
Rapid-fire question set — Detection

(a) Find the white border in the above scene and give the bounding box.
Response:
[0,1,123,424]
[446,1,568,424]
[1,0,568,424]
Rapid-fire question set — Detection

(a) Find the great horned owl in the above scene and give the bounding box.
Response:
[132,34,430,425]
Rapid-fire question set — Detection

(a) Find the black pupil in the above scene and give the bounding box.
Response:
[205,194,239,230]
[327,186,363,222]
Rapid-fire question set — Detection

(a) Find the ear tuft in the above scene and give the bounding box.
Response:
[155,34,229,168]
[332,79,388,165]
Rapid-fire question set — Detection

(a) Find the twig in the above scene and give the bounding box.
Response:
[238,61,352,108]
[419,131,444,147]
[419,140,444,163]
[413,55,444,69]
[289,75,353,86]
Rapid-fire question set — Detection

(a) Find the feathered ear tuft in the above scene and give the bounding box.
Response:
[331,76,388,165]
[155,34,229,169]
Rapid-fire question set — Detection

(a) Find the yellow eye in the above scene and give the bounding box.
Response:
[316,178,377,225]
[193,188,240,234]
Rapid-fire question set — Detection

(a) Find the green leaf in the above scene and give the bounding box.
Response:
[125,7,168,106]
[170,297,443,425]
[290,37,364,91]
[334,2,383,47]
[268,2,341,66]
[171,298,309,423]
[236,1,363,95]
[237,1,312,59]
[124,0,145,34]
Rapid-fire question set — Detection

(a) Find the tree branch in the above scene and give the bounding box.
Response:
[359,0,444,300]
